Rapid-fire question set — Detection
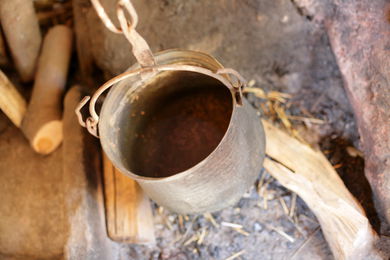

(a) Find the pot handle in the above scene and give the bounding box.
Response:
[75,64,246,138]
[216,68,247,106]
[75,67,145,138]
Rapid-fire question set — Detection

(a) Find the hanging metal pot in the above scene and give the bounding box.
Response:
[77,0,265,214]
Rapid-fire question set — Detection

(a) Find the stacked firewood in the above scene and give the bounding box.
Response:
[0,0,72,154]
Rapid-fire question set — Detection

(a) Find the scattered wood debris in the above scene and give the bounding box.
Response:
[346,146,363,158]
[234,228,250,237]
[157,206,173,230]
[204,212,219,228]
[289,193,297,218]
[183,227,208,246]
[197,228,207,245]
[244,85,291,103]
[278,197,289,216]
[221,222,243,229]
[268,224,295,243]
[225,249,245,260]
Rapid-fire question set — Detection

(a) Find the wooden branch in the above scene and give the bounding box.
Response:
[72,0,96,88]
[103,153,155,244]
[262,119,379,260]
[0,70,26,127]
[21,25,73,155]
[0,0,41,82]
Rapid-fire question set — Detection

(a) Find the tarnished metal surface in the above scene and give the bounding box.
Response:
[99,50,265,214]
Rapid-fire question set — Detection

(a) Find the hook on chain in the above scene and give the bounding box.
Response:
[90,0,155,68]
[75,96,99,137]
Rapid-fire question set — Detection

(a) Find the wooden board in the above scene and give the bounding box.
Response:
[103,154,155,244]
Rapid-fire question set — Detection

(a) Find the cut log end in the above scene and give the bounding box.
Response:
[31,120,63,154]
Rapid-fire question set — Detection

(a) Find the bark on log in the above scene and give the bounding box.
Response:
[22,25,73,155]
[0,0,42,82]
[0,70,26,127]
[323,0,390,227]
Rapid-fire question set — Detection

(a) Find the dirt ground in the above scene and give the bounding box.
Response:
[0,0,386,259]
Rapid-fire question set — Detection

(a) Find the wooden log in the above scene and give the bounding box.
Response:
[0,70,26,127]
[0,0,42,82]
[72,0,96,88]
[21,25,72,155]
[262,119,379,260]
[63,86,119,259]
[103,153,155,244]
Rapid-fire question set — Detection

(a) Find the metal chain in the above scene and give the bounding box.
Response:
[90,0,155,67]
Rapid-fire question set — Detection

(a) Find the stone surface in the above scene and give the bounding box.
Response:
[325,0,390,229]
[295,0,390,231]
[0,125,67,259]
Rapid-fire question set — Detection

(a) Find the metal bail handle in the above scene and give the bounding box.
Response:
[76,64,246,137]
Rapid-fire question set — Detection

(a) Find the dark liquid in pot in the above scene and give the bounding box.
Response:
[131,86,232,178]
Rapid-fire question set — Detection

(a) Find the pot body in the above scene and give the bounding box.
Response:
[99,50,265,214]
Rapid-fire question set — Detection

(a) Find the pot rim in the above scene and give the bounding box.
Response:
[101,49,241,183]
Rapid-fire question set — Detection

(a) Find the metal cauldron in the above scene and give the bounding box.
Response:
[77,0,265,214]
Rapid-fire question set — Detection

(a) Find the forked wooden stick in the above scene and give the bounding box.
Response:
[262,119,379,260]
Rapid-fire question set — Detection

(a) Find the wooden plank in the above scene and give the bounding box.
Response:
[103,153,155,244]
[262,119,379,260]
[0,70,26,127]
